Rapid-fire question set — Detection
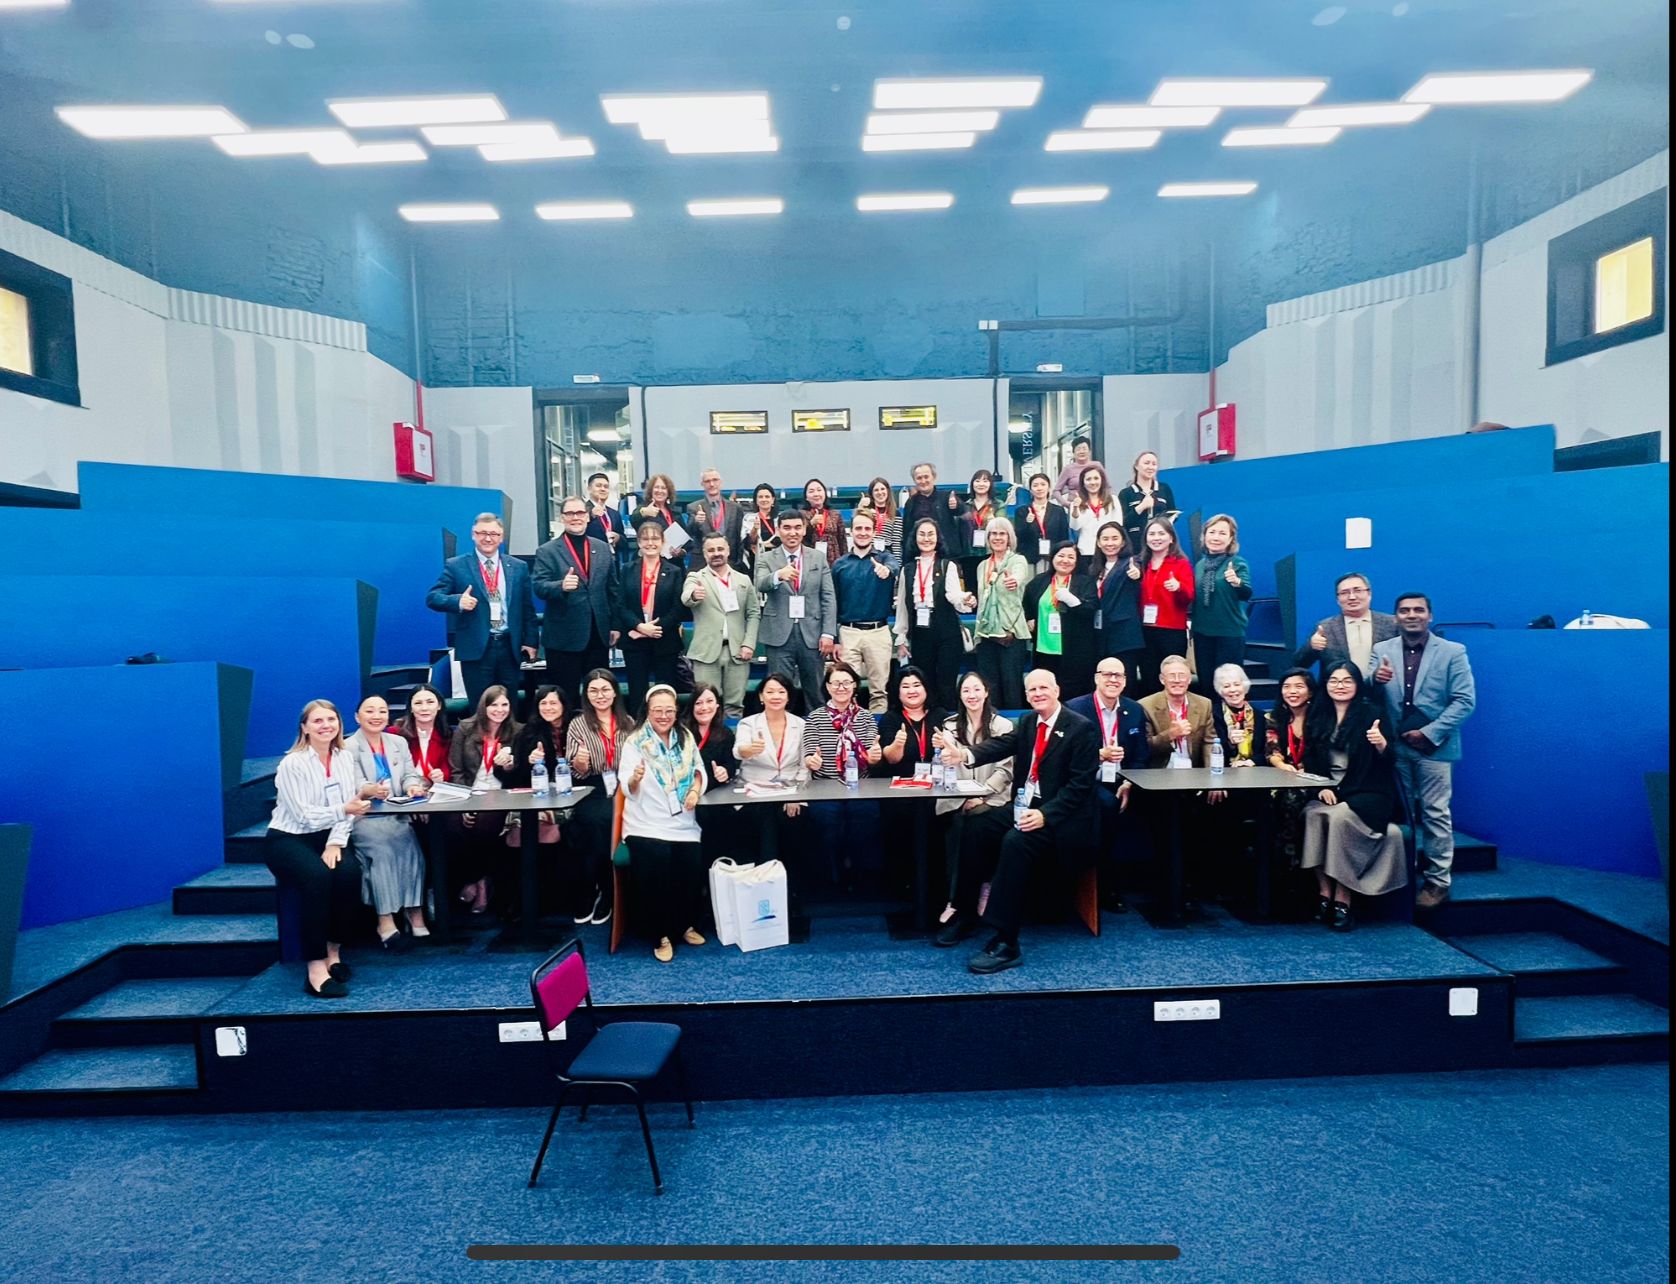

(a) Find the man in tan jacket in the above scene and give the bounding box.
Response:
[682,532,760,718]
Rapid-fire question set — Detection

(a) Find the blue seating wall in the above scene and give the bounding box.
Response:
[77,462,509,544]
[0,509,444,665]
[0,663,238,928]
[1451,630,1669,878]
[3,575,374,757]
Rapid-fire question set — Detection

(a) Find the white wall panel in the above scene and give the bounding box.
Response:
[420,386,537,549]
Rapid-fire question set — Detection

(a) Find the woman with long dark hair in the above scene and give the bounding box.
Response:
[563,668,631,925]
[955,468,1000,590]
[1088,521,1145,689]
[447,685,521,914]
[684,682,742,872]
[1023,541,1097,700]
[397,682,453,786]
[894,517,966,711]
[802,477,848,567]
[932,672,1015,947]
[861,475,901,558]
[344,694,430,949]
[1136,516,1193,697]
[745,482,781,573]
[1265,667,1319,889]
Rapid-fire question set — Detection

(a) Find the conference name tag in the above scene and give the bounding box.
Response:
[917,607,932,628]
[788,595,806,620]
[665,788,685,818]
[1022,780,1039,806]
[1100,761,1119,784]
[323,780,345,806]
[1143,604,1160,625]
[1038,539,1052,557]
[489,596,504,624]
[1169,752,1192,770]
[716,582,740,613]
[1046,613,1062,636]
[1093,611,1103,631]
[602,770,619,796]
[971,529,986,550]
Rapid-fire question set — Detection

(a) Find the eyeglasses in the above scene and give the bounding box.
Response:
[1095,670,1124,678]
[1337,587,1368,597]
[1325,675,1357,685]
[561,509,588,518]
[827,678,855,688]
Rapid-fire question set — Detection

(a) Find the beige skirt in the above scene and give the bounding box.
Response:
[1299,801,1408,897]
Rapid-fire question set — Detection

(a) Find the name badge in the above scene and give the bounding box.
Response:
[1022,780,1039,806]
[916,606,932,628]
[1169,751,1191,770]
[788,595,807,620]
[1093,610,1103,631]
[717,583,740,613]
[489,596,504,624]
[602,770,619,796]
[1038,539,1052,557]
[1100,760,1119,784]
[1142,603,1160,625]
[1047,613,1063,636]
[971,529,986,549]
[324,780,345,806]
[665,788,686,818]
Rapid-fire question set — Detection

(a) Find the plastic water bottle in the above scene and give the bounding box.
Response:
[1209,740,1225,775]
[1580,609,1594,628]
[531,759,550,795]
[554,757,573,797]
[844,759,859,789]
[932,749,947,790]
[1014,787,1030,828]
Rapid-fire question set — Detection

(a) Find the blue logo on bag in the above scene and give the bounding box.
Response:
[753,897,777,923]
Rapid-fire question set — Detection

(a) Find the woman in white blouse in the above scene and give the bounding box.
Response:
[620,686,708,963]
[1068,464,1119,562]
[266,699,372,999]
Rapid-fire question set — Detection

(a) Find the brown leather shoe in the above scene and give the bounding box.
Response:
[1415,882,1450,911]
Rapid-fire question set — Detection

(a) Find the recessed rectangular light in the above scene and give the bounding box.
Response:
[1044,129,1161,151]
[1011,185,1110,205]
[663,133,780,154]
[687,198,783,217]
[856,192,955,211]
[481,137,595,161]
[1403,70,1592,104]
[421,122,559,146]
[214,129,351,157]
[602,93,769,124]
[1150,78,1328,107]
[865,110,1001,135]
[56,105,247,139]
[1082,104,1221,129]
[0,1,70,9]
[1158,181,1257,197]
[873,77,1042,110]
[639,115,772,143]
[1287,102,1431,128]
[329,95,505,128]
[861,132,977,152]
[536,201,634,220]
[1223,125,1341,147]
[399,203,499,223]
[314,140,426,165]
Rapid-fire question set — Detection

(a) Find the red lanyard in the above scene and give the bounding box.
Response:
[321,751,333,779]
[916,557,935,606]
[1031,504,1047,534]
[564,534,591,579]
[972,499,990,527]
[658,504,674,527]
[768,720,787,773]
[1088,497,1105,517]
[909,717,928,761]
[367,732,384,759]
[601,716,617,771]
[480,558,500,596]
[1169,702,1189,747]
[482,736,499,773]
[1097,565,1107,600]
[1029,720,1049,781]
[759,513,775,540]
[698,724,711,751]
[1051,573,1070,607]
[813,509,827,539]
[1095,700,1119,746]
[641,560,659,615]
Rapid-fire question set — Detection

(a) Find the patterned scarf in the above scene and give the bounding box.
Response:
[828,702,861,770]
[628,722,700,804]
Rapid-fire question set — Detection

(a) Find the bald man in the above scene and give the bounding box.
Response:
[935,668,1099,973]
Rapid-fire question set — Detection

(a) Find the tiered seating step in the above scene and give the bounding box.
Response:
[0,1045,199,1095]
[1515,994,1669,1044]
[173,866,276,914]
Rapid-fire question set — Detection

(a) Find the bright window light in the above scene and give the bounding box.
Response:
[1594,237,1655,334]
[1150,78,1328,107]
[0,286,32,378]
[1011,185,1110,205]
[481,137,595,161]
[873,78,1042,110]
[687,198,784,217]
[214,129,352,157]
[1287,103,1431,128]
[664,133,780,154]
[1403,70,1592,104]
[856,192,955,211]
[536,201,634,220]
[602,93,769,125]
[1082,104,1220,129]
[56,105,247,139]
[398,203,500,223]
[1044,130,1161,151]
[422,123,561,146]
[329,95,505,128]
[861,132,977,152]
[865,110,1000,135]
[1158,181,1258,197]
[314,140,426,165]
[1223,125,1341,147]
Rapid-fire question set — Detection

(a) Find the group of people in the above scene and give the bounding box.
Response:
[266,446,1477,993]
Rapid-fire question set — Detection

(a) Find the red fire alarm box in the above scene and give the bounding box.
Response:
[1197,403,1236,462]
[394,422,435,482]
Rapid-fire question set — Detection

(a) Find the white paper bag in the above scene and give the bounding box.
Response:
[708,857,755,947]
[730,860,790,953]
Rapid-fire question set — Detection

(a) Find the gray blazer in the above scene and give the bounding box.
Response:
[681,564,761,663]
[753,545,838,648]
[343,730,426,797]
[1294,610,1398,673]
[1370,633,1476,763]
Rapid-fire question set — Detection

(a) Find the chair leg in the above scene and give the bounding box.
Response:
[632,1091,664,1193]
[527,1086,570,1188]
[578,1087,590,1123]
[675,1045,695,1128]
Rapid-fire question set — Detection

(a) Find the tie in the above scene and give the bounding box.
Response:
[1029,720,1049,782]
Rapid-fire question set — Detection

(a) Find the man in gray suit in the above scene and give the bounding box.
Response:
[1372,592,1477,909]
[684,467,747,570]
[1294,571,1398,677]
[683,531,761,718]
[532,496,620,703]
[753,508,837,708]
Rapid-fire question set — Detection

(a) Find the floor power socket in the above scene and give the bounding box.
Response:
[1153,999,1222,1022]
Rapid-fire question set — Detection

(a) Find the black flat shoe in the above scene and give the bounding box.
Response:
[328,961,351,982]
[1330,902,1356,933]
[968,935,1023,975]
[1312,895,1333,925]
[305,977,349,999]
[380,932,412,953]
[934,915,978,948]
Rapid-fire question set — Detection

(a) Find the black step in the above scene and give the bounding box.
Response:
[1513,994,1669,1067]
[224,823,269,865]
[1453,831,1498,873]
[1446,932,1627,996]
[174,866,276,914]
[0,1044,199,1095]
[365,664,434,702]
[1242,659,1270,679]
[223,756,281,838]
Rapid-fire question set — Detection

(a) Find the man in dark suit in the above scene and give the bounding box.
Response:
[1293,572,1398,678]
[936,668,1099,974]
[425,512,537,709]
[533,495,620,703]
[1067,656,1151,912]
[583,472,626,558]
[683,467,746,569]
[899,461,962,555]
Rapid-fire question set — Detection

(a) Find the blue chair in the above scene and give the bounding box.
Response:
[527,938,692,1193]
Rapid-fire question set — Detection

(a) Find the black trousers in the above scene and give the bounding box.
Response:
[907,626,963,711]
[1093,782,1150,899]
[622,642,682,714]
[979,824,1091,944]
[564,787,616,917]
[265,828,364,961]
[1194,633,1247,695]
[546,629,609,707]
[974,637,1028,711]
[948,805,1013,915]
[1139,625,1189,697]
[460,632,524,713]
[627,836,707,942]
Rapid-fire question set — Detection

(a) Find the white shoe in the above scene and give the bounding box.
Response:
[574,891,601,925]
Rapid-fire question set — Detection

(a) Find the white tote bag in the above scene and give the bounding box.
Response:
[730,860,791,953]
[708,857,756,947]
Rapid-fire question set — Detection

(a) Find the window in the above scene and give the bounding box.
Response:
[0,247,79,405]
[1546,188,1665,366]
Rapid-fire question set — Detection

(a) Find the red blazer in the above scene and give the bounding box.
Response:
[1139,554,1194,630]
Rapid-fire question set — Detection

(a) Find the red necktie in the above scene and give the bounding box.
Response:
[1029,720,1049,782]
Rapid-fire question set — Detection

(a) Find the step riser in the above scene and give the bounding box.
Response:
[1513,1034,1670,1068]
[52,1020,201,1050]
[224,838,268,865]
[1514,969,1632,998]
[223,783,276,838]
[173,887,278,916]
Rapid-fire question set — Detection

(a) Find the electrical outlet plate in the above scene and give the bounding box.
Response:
[1153,999,1221,1022]
[214,1026,247,1057]
[498,1021,566,1043]
[1448,987,1479,1017]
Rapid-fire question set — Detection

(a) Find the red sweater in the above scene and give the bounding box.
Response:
[1139,554,1194,630]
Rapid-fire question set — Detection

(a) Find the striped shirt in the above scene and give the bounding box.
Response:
[269,748,359,846]
[566,715,631,784]
[803,705,881,779]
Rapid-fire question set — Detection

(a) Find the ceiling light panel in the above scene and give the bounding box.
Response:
[399,203,499,222]
[1223,125,1341,147]
[1082,105,1220,129]
[865,110,1001,135]
[1158,181,1258,197]
[874,78,1042,109]
[0,1,70,9]
[1150,78,1328,107]
[602,93,769,124]
[601,92,776,155]
[856,192,954,211]
[314,140,426,165]
[1011,185,1110,205]
[329,95,505,128]
[57,105,247,139]
[664,132,779,154]
[1287,102,1431,128]
[1044,129,1161,151]
[861,132,977,152]
[1403,70,1592,104]
[536,201,634,220]
[687,198,783,217]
